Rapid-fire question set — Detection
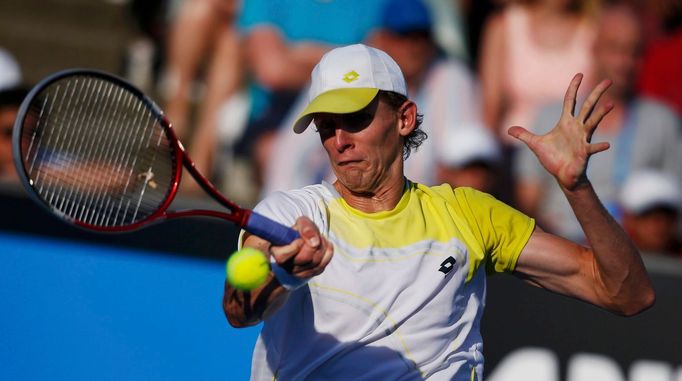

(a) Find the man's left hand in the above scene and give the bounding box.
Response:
[508,73,613,191]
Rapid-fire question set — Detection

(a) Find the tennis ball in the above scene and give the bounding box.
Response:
[226,247,269,290]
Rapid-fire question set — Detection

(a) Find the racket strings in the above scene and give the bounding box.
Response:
[49,78,103,220]
[20,75,176,227]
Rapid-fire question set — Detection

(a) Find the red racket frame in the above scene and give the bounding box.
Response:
[13,69,254,233]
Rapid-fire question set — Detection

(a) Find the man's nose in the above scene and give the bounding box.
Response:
[333,126,353,152]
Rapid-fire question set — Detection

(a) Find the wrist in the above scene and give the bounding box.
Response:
[559,176,592,195]
[270,259,309,290]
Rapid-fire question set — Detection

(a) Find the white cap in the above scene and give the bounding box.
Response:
[293,44,407,133]
[0,48,21,91]
[439,125,501,167]
[620,170,681,214]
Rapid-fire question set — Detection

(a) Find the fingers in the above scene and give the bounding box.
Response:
[584,103,614,138]
[270,239,303,264]
[507,126,535,146]
[270,216,333,280]
[588,141,610,156]
[295,242,334,279]
[296,216,321,249]
[269,216,322,264]
[578,79,612,123]
[562,73,583,117]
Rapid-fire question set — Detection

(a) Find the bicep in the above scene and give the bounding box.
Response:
[514,227,600,304]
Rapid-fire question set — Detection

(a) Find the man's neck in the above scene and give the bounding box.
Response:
[334,174,406,214]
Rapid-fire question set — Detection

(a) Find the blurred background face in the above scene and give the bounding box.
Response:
[369,0,436,87]
[624,207,679,253]
[375,32,436,85]
[436,162,496,193]
[593,6,643,97]
[520,0,591,13]
[537,0,582,12]
[0,105,18,177]
[368,31,437,86]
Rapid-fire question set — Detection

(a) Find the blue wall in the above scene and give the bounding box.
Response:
[0,232,260,381]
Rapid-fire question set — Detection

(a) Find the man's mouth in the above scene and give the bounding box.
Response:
[338,159,362,166]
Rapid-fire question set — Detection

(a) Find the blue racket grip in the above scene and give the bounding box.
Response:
[245,211,300,246]
[244,211,308,290]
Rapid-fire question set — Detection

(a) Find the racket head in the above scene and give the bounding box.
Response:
[13,69,183,231]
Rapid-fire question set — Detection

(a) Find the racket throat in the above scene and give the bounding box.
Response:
[166,209,250,227]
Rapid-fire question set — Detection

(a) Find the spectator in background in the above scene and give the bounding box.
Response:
[479,0,597,141]
[228,0,390,203]
[436,125,501,194]
[126,0,168,94]
[620,170,682,257]
[514,2,681,242]
[0,48,25,184]
[421,0,470,62]
[261,0,483,196]
[0,48,22,91]
[159,0,243,198]
[0,87,29,184]
[637,0,682,117]
[371,0,483,186]
[162,0,241,140]
[635,0,682,47]
[478,0,597,203]
[460,0,507,71]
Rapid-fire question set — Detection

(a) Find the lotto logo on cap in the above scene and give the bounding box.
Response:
[292,44,407,133]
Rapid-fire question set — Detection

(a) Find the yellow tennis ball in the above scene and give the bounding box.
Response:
[226,247,269,290]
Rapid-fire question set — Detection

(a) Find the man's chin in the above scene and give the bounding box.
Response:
[335,176,375,195]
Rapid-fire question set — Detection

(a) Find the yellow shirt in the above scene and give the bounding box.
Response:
[248,181,535,380]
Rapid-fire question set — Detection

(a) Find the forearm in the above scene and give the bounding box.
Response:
[223,274,289,327]
[266,43,328,89]
[224,217,333,326]
[563,181,655,315]
[223,236,289,327]
[247,29,328,90]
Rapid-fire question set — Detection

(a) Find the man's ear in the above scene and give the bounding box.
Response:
[397,100,418,137]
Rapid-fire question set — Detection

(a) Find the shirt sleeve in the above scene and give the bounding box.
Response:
[237,191,307,249]
[452,187,536,274]
[237,0,275,33]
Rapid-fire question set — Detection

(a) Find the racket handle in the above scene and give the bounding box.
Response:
[245,212,309,290]
[245,212,300,246]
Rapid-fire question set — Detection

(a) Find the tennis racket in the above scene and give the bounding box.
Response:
[12,69,299,246]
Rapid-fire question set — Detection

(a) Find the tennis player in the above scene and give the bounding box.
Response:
[223,44,654,380]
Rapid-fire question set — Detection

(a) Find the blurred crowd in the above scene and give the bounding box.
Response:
[1,0,681,258]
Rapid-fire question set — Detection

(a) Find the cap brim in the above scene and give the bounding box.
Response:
[292,88,379,133]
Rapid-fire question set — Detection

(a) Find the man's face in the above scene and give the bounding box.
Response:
[314,97,407,194]
[593,8,643,97]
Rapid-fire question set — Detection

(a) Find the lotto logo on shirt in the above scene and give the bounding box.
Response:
[439,256,456,275]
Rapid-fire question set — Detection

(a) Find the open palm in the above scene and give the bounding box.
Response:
[509,73,613,191]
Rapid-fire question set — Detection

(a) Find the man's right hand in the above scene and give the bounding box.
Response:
[270,216,334,280]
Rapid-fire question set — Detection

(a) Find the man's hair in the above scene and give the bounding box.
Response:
[378,90,427,160]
